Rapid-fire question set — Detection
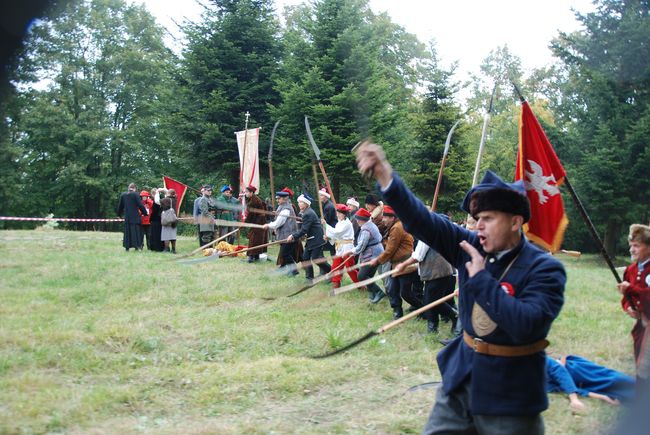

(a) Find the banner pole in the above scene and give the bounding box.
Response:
[238,111,250,246]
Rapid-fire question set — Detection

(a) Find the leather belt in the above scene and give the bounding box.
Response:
[463,331,548,357]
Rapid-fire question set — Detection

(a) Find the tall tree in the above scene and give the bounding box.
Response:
[407,43,468,215]
[271,0,429,199]
[178,0,282,189]
[9,0,180,220]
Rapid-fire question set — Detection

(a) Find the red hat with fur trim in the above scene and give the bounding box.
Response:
[246,185,257,193]
[354,208,372,221]
[335,203,350,213]
[383,205,396,216]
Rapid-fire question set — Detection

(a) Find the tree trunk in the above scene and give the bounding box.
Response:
[229,168,239,195]
[603,219,621,260]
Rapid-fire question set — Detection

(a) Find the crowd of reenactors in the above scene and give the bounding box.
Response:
[117,141,649,434]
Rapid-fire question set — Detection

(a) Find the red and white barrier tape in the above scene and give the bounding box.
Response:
[0,216,197,222]
[0,216,124,222]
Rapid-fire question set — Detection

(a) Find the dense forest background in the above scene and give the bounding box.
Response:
[0,0,648,256]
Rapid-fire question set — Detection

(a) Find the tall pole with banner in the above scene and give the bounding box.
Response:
[239,112,250,245]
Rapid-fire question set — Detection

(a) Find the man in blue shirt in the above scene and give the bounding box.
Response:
[356,142,566,435]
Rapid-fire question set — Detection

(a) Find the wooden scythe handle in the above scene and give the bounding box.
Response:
[318,160,336,205]
[379,291,458,333]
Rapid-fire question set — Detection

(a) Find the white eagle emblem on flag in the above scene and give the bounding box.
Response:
[524,160,560,204]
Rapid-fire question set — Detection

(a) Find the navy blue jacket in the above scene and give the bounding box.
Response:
[382,173,565,416]
[322,200,337,227]
[292,207,325,250]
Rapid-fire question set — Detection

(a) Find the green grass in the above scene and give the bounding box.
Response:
[0,229,636,433]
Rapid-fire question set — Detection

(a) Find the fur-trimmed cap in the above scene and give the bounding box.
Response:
[629,224,650,245]
[461,171,531,222]
[297,194,312,206]
[383,205,396,217]
[319,188,330,199]
[355,208,372,221]
[346,197,360,208]
[335,203,350,213]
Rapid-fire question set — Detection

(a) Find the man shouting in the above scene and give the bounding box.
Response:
[356,142,565,435]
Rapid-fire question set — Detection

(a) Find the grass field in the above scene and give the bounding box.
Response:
[0,229,636,434]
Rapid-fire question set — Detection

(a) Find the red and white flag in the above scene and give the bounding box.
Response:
[162,175,188,214]
[515,101,568,253]
[236,128,260,193]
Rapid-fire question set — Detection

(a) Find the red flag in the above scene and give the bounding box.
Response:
[162,175,188,214]
[515,101,568,253]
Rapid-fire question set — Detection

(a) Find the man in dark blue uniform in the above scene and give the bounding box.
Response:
[356,143,565,434]
[287,194,331,283]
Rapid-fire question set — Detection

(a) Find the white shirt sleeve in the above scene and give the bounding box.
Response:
[411,240,430,262]
[267,208,290,230]
[326,219,352,240]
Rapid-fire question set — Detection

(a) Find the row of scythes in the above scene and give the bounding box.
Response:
[178,87,617,358]
[176,110,469,357]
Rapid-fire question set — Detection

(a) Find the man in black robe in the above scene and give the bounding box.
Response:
[117,182,148,251]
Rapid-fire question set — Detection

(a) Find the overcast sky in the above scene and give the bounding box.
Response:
[136,0,595,82]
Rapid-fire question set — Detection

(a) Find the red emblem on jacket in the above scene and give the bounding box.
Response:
[500,282,515,296]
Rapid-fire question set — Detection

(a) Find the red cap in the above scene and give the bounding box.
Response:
[335,203,350,213]
[383,205,396,216]
[281,187,294,196]
[140,190,151,197]
[354,208,372,220]
[246,185,257,192]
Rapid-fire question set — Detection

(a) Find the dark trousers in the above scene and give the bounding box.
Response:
[303,245,331,280]
[358,263,382,295]
[141,224,151,250]
[423,379,544,435]
[388,270,421,310]
[218,224,236,244]
[325,241,336,256]
[199,230,214,246]
[279,241,297,266]
[424,275,457,327]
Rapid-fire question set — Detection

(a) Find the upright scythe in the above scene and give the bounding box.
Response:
[305,116,336,204]
[268,120,280,209]
[471,84,497,188]
[430,120,461,211]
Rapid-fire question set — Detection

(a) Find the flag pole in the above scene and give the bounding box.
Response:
[512,83,621,283]
[239,111,251,246]
[562,177,622,283]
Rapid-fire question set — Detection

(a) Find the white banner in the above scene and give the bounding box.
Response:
[235,127,260,192]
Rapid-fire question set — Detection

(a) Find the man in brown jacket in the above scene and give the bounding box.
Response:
[369,205,419,319]
[244,185,268,262]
